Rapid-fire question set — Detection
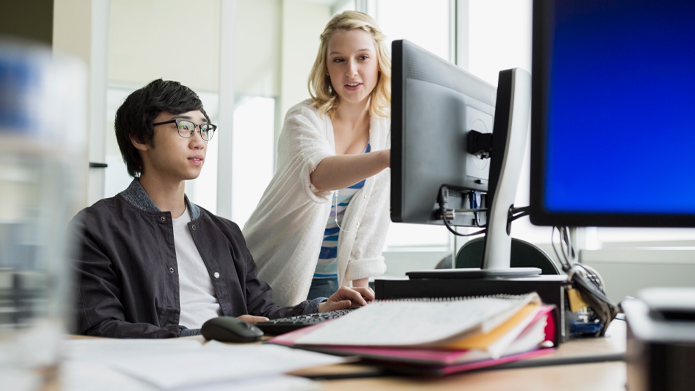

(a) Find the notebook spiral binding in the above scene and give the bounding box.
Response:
[375,293,538,303]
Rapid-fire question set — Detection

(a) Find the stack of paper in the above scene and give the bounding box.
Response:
[269,292,557,375]
[61,338,347,390]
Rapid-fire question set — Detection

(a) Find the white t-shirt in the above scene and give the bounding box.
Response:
[173,208,221,328]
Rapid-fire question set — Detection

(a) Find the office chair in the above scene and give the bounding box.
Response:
[437,237,561,275]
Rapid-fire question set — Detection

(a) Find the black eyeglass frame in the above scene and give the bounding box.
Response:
[152,118,217,141]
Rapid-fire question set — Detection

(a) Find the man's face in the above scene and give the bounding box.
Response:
[141,110,208,182]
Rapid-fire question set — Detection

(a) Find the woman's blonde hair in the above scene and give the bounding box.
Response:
[308,10,391,118]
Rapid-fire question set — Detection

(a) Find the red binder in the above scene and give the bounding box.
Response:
[269,303,557,376]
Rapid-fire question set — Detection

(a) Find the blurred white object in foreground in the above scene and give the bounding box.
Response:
[0,38,87,391]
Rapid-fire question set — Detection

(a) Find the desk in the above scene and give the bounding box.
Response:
[319,361,625,390]
[295,320,627,391]
[64,321,626,390]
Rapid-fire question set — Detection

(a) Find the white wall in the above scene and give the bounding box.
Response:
[108,0,221,90]
[279,0,331,131]
[582,248,695,302]
[53,0,108,210]
[236,0,282,97]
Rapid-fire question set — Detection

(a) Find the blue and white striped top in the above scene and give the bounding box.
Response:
[313,143,371,279]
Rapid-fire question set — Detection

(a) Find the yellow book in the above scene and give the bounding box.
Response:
[293,292,542,351]
[438,303,542,359]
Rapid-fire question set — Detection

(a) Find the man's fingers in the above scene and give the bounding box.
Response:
[355,287,375,302]
[237,315,269,324]
[328,299,352,311]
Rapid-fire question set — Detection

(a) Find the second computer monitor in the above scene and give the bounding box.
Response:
[390,39,497,227]
[529,0,695,227]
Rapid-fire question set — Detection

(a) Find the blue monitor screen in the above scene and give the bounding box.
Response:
[530,0,695,227]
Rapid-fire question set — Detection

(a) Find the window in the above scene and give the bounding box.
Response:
[463,0,553,246]
[372,0,544,251]
[376,0,450,61]
[231,97,276,229]
[373,0,453,250]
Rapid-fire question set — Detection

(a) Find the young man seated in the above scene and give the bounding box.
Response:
[69,79,374,338]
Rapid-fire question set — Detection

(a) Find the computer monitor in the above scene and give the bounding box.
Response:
[390,39,496,228]
[391,39,536,277]
[530,0,695,227]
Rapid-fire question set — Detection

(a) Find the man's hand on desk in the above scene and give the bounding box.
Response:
[318,286,375,313]
[237,314,269,325]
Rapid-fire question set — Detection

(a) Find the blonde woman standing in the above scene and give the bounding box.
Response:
[243,11,392,306]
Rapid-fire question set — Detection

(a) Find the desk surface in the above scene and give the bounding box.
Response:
[66,320,627,390]
[319,361,625,391]
[296,320,627,391]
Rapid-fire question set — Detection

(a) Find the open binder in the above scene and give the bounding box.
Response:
[270,293,558,375]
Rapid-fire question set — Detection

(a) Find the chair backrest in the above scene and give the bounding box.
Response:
[454,237,561,275]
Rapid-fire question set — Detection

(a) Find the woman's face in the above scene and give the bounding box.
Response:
[326,29,380,107]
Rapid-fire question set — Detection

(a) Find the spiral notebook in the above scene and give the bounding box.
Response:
[269,292,557,374]
[292,292,541,348]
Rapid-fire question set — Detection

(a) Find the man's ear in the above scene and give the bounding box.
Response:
[130,136,150,152]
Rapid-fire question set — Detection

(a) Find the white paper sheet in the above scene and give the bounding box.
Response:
[61,338,341,390]
[111,344,343,389]
[62,362,322,391]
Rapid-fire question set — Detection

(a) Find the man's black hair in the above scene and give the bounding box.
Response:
[115,79,210,177]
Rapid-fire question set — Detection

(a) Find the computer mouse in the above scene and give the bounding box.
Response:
[201,316,264,343]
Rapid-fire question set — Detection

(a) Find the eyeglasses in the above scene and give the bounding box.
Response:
[152,119,217,141]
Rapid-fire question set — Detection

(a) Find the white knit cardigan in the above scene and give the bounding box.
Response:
[242,100,391,306]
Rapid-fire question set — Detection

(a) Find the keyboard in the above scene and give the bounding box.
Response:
[255,309,353,335]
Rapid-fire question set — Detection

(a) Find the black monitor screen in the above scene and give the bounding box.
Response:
[530,0,695,227]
